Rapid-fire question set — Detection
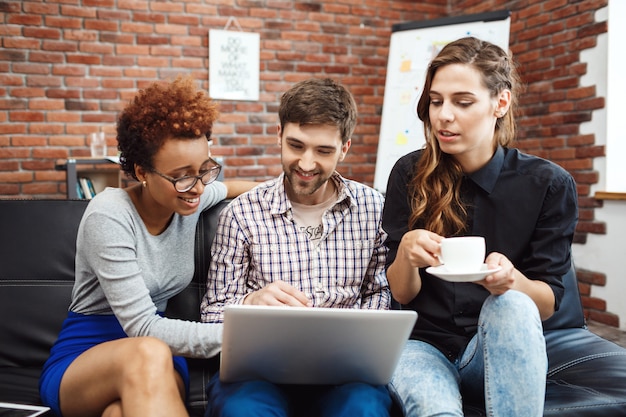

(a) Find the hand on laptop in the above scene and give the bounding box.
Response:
[244,280,312,307]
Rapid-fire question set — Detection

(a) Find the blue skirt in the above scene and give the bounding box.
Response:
[39,311,190,417]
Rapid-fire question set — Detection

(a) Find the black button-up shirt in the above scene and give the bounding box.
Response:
[382,146,578,360]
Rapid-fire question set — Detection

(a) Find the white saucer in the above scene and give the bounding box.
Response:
[426,264,502,283]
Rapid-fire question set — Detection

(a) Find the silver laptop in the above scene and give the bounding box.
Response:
[219,305,417,385]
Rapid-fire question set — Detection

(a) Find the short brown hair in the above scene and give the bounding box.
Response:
[278,78,357,145]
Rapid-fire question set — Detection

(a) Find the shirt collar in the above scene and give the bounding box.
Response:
[467,145,505,194]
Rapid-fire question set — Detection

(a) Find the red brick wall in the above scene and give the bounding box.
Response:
[0,0,445,196]
[0,1,612,321]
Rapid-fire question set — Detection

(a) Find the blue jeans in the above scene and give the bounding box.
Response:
[391,290,547,417]
[205,376,392,417]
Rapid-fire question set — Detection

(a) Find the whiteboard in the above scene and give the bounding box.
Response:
[373,11,511,193]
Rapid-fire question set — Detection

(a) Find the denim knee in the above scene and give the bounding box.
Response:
[479,291,547,417]
[205,376,288,417]
[391,340,464,416]
[318,383,391,417]
[480,290,542,331]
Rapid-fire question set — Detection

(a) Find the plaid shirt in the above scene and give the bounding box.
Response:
[201,172,391,323]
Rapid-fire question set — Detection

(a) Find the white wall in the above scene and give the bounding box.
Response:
[605,1,626,191]
[573,203,626,329]
[572,3,626,330]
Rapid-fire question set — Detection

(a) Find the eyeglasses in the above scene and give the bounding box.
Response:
[150,158,222,193]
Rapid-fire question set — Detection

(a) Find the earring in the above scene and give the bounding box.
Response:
[142,181,147,187]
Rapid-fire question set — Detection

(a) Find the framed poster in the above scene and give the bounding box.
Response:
[209,29,260,101]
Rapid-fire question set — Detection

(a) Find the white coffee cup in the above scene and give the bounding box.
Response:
[440,236,485,273]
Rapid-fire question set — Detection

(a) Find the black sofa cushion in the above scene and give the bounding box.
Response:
[0,200,89,407]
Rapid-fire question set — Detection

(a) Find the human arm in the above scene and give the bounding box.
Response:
[201,185,315,322]
[476,157,578,320]
[74,193,223,358]
[479,252,556,320]
[382,151,442,304]
[243,280,310,307]
[200,200,311,323]
[386,229,444,304]
[200,205,252,322]
[222,180,259,198]
[204,204,309,313]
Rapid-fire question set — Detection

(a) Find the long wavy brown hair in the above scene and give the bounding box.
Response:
[408,37,521,236]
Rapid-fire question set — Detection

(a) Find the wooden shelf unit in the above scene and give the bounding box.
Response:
[56,157,122,199]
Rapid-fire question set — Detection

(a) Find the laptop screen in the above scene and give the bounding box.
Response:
[220,305,417,385]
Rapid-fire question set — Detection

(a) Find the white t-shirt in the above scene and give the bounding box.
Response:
[290,191,338,246]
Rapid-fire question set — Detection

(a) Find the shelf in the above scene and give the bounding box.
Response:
[56,157,122,199]
[594,191,626,201]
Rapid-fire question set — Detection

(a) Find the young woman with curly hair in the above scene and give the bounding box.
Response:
[39,76,257,417]
[382,37,578,416]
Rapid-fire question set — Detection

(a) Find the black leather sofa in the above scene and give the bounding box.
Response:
[1,198,626,416]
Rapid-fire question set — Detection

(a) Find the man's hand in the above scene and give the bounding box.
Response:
[244,280,312,307]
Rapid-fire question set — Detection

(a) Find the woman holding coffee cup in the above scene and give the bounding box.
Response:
[382,37,577,416]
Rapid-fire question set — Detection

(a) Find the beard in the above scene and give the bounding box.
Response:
[283,165,331,200]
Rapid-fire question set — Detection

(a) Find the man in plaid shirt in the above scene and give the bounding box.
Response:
[201,77,392,417]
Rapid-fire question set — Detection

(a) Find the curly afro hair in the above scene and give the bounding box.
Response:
[116,75,219,180]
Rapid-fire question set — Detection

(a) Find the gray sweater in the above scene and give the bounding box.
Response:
[69,184,226,358]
